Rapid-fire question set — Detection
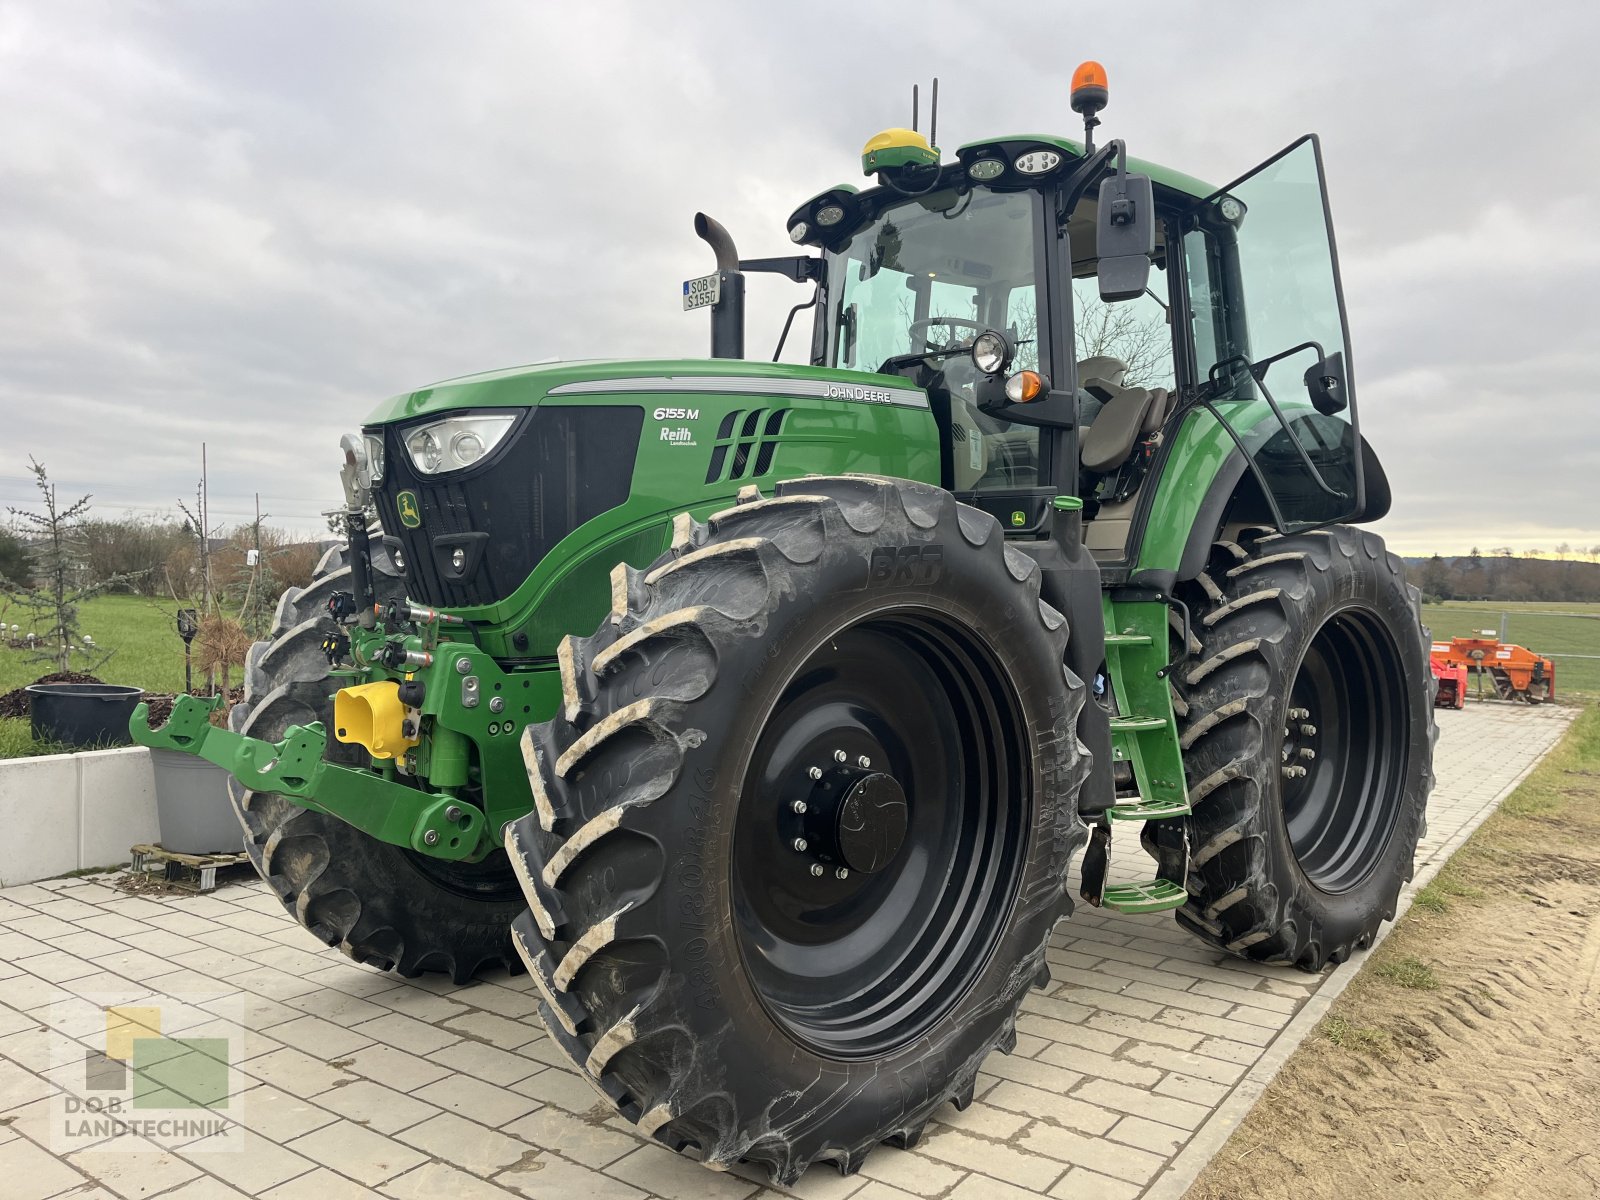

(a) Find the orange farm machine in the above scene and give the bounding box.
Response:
[1430,657,1468,709]
[1430,634,1555,704]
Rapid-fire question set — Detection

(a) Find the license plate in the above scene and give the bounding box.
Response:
[682,272,721,311]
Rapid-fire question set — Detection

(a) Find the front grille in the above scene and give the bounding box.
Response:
[375,406,644,608]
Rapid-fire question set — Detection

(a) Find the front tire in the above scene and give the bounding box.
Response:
[228,539,525,982]
[1172,526,1436,970]
[507,476,1089,1183]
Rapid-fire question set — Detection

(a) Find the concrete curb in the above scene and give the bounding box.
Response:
[0,745,160,886]
[1143,707,1577,1200]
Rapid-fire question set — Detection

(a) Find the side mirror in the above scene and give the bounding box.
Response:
[1095,172,1155,302]
[1303,350,1348,415]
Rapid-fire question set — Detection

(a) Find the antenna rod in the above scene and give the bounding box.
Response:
[930,77,939,148]
[912,84,918,132]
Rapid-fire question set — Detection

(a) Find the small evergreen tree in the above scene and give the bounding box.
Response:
[5,457,118,674]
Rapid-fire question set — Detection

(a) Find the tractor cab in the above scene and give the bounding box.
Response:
[734,63,1382,573]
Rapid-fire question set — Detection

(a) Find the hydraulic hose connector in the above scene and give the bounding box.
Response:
[384,599,464,627]
[377,641,433,671]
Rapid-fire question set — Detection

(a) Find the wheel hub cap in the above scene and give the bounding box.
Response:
[807,768,908,874]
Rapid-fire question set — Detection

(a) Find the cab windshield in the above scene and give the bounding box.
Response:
[822,187,1043,489]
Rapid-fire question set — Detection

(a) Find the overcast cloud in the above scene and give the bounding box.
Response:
[2,0,1597,554]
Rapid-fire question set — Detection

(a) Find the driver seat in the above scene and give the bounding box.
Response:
[1081,379,1165,473]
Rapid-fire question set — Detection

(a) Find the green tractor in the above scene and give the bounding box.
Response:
[134,64,1434,1184]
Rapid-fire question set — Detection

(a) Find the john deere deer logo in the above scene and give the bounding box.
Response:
[397,490,422,528]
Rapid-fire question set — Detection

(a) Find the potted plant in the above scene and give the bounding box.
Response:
[6,458,143,748]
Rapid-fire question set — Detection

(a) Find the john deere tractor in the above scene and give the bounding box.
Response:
[135,64,1434,1183]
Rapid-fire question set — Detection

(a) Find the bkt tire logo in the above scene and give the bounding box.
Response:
[654,407,699,421]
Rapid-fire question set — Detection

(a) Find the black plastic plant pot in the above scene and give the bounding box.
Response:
[25,683,145,750]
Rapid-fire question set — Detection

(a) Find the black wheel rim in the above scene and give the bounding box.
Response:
[731,612,1030,1059]
[1281,606,1409,893]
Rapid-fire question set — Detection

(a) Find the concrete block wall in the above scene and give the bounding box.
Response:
[0,746,160,886]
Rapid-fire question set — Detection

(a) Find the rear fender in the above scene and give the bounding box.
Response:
[1168,434,1392,582]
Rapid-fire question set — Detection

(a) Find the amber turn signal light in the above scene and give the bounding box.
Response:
[1005,370,1045,403]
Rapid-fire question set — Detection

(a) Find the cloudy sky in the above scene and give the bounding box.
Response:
[2,0,1597,555]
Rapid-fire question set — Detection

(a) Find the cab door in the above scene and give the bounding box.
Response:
[1180,135,1363,531]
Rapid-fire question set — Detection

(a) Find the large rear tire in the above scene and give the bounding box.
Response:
[1172,525,1436,970]
[228,539,524,982]
[506,476,1089,1183]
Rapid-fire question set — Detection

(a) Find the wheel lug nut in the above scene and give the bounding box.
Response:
[857,756,871,769]
[1300,723,1317,736]
[808,766,823,781]
[833,749,847,763]
[1299,748,1316,761]
[1281,765,1308,779]
[792,838,809,853]
[791,799,808,814]
[835,867,849,880]
[810,863,825,877]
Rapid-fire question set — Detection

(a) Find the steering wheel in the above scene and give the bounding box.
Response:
[908,316,984,354]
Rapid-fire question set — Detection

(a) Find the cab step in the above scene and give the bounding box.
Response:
[1101,596,1190,817]
[1107,795,1191,822]
[1108,714,1168,733]
[1101,879,1188,914]
[1102,632,1153,648]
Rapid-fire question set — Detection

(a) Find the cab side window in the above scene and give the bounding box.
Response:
[1070,265,1175,392]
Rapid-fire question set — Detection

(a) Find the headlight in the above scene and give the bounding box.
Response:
[362,433,386,486]
[403,414,517,475]
[971,330,1011,375]
[1013,149,1062,175]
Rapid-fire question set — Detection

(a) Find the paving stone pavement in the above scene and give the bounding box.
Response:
[0,702,1574,1200]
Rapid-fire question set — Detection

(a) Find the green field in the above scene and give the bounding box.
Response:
[0,593,194,696]
[0,594,202,757]
[1421,600,1600,700]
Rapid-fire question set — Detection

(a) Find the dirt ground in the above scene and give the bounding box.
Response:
[1188,707,1600,1200]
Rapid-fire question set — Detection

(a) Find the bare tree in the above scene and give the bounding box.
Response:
[1073,294,1173,388]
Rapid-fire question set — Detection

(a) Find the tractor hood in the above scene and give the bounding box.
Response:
[360,359,938,625]
[363,358,928,425]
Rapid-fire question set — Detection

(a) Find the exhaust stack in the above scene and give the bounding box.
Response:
[694,212,746,360]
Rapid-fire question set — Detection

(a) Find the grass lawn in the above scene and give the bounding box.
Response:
[1,595,205,758]
[0,717,61,758]
[1,594,192,696]
[1421,599,1600,698]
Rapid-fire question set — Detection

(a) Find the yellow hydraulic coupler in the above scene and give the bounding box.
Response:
[333,681,419,760]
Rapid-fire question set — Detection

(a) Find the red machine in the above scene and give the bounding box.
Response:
[1429,656,1468,709]
[1430,634,1555,704]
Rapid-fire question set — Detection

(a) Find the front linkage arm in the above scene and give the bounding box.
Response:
[130,694,490,861]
